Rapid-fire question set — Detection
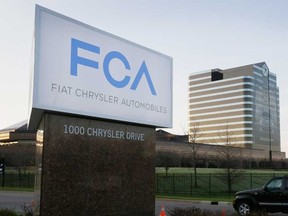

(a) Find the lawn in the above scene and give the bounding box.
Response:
[155,167,288,199]
[156,167,288,174]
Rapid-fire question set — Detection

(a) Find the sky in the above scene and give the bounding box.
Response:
[0,0,288,153]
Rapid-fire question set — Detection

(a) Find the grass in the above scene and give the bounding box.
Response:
[0,187,34,192]
[156,167,288,174]
[155,167,288,199]
[3,167,35,174]
[2,167,288,196]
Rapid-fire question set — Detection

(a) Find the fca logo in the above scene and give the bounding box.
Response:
[70,38,157,95]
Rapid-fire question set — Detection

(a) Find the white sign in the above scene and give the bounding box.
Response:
[28,5,173,129]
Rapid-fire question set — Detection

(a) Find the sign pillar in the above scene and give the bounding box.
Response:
[35,113,155,215]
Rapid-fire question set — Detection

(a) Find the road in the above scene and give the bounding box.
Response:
[0,191,34,212]
[155,199,234,215]
[0,191,286,215]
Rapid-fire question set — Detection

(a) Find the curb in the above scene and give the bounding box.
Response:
[156,198,232,205]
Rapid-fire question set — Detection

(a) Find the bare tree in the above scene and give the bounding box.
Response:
[187,123,202,187]
[162,153,173,176]
[156,151,179,176]
[214,125,245,194]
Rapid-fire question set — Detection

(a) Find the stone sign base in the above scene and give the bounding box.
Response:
[35,113,155,215]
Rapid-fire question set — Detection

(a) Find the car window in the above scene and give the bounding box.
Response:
[266,179,282,191]
[285,179,288,190]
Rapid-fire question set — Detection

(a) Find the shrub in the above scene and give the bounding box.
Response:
[247,210,268,216]
[167,206,268,216]
[0,203,36,216]
[0,209,18,216]
[20,203,33,216]
[167,206,218,216]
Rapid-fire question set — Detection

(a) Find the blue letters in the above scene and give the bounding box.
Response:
[103,51,131,88]
[70,38,157,95]
[131,61,156,95]
[70,38,100,76]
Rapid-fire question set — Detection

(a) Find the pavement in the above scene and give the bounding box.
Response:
[0,191,34,212]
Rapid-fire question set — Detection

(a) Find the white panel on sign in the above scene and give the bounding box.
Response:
[28,5,173,129]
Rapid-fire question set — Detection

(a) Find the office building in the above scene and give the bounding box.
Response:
[188,62,280,152]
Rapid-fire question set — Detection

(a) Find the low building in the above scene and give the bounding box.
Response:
[156,130,286,168]
[0,122,286,168]
[0,120,36,167]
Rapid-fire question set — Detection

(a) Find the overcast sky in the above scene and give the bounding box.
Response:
[1,0,288,153]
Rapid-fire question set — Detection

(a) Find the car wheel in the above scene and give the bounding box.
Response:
[237,201,251,215]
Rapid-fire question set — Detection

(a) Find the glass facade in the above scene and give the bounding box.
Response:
[252,64,280,151]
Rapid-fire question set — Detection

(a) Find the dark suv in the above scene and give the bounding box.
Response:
[233,176,288,215]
